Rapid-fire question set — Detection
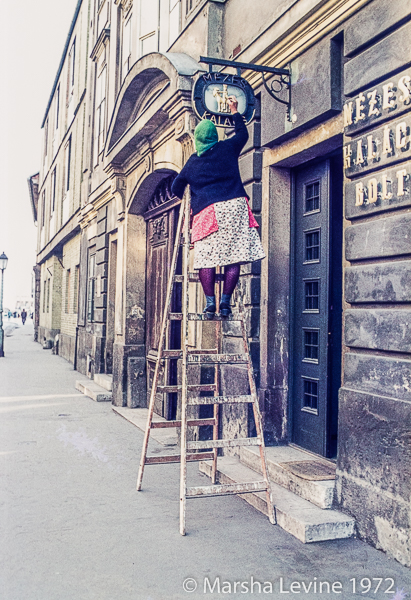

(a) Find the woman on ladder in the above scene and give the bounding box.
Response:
[171,96,265,317]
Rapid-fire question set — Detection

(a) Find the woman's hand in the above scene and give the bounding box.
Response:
[228,96,238,114]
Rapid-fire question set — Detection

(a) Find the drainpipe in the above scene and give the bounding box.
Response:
[73,325,79,371]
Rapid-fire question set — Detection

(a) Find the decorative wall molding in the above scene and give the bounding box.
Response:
[114,0,133,17]
[243,0,373,89]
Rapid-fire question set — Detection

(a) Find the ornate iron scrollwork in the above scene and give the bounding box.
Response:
[261,71,292,122]
[199,56,293,123]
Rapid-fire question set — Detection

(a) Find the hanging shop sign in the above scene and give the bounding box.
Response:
[192,71,256,127]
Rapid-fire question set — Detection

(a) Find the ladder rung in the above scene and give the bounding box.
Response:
[187,437,262,450]
[169,313,241,321]
[162,348,218,358]
[162,350,182,358]
[188,394,253,405]
[151,418,216,429]
[186,481,268,498]
[188,353,248,364]
[145,452,215,465]
[157,384,217,393]
[173,274,199,283]
[173,273,224,283]
[188,313,240,321]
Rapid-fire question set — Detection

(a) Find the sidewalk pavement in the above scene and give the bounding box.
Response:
[1,322,410,600]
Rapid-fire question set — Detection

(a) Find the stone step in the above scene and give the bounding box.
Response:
[240,446,336,509]
[112,407,178,447]
[199,457,355,544]
[75,380,112,402]
[94,373,113,392]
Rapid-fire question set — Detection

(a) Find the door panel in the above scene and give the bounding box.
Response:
[145,207,180,419]
[292,160,331,456]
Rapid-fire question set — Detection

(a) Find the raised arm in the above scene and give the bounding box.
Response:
[225,96,248,154]
[171,167,189,199]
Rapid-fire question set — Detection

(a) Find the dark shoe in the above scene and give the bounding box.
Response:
[219,302,232,317]
[203,304,216,319]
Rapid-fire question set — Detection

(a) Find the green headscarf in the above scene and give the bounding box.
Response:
[194,119,218,157]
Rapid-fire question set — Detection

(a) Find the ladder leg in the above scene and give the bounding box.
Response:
[238,297,276,525]
[211,271,222,484]
[137,196,186,491]
[180,190,191,535]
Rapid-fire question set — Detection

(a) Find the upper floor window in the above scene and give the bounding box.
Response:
[46,278,51,313]
[41,190,46,228]
[64,137,72,192]
[98,0,110,37]
[122,13,132,81]
[42,280,46,313]
[43,118,49,159]
[65,269,71,313]
[51,167,57,214]
[169,0,181,45]
[94,64,107,164]
[68,39,76,96]
[140,0,157,56]
[73,265,79,314]
[55,84,60,130]
[185,0,199,15]
[87,253,96,322]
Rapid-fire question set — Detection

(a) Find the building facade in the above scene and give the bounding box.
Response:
[35,0,90,361]
[32,0,411,566]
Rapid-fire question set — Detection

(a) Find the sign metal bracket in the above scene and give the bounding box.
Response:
[200,56,292,122]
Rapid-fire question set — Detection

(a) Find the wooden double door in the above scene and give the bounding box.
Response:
[144,179,182,420]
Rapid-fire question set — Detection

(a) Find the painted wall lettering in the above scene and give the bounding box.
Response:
[344,114,411,177]
[345,161,411,219]
[344,68,411,136]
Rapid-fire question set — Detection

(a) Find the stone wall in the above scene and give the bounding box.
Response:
[335,0,411,567]
[60,235,81,349]
[38,256,62,344]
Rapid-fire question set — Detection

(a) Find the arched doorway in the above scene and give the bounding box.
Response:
[143,174,181,419]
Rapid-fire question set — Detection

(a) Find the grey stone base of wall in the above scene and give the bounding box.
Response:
[112,342,146,408]
[37,327,60,347]
[59,333,75,364]
[76,328,105,378]
[335,387,411,567]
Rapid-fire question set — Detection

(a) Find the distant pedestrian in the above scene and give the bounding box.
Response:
[21,309,27,325]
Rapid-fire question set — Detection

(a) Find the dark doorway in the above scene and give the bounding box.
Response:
[105,237,117,374]
[291,155,342,457]
[144,175,181,420]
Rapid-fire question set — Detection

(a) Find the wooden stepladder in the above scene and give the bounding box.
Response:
[136,190,276,535]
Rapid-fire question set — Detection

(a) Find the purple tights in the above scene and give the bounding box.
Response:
[198,264,240,297]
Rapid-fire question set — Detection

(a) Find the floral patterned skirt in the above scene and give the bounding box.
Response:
[193,197,265,269]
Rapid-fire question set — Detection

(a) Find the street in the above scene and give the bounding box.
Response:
[1,322,410,600]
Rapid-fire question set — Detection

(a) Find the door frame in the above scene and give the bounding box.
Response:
[288,152,342,458]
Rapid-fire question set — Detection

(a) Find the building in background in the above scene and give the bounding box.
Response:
[28,172,40,335]
[35,0,89,360]
[30,0,411,566]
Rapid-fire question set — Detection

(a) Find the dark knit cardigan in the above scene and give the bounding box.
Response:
[171,112,249,216]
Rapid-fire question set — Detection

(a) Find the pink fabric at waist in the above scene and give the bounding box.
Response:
[191,198,259,243]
